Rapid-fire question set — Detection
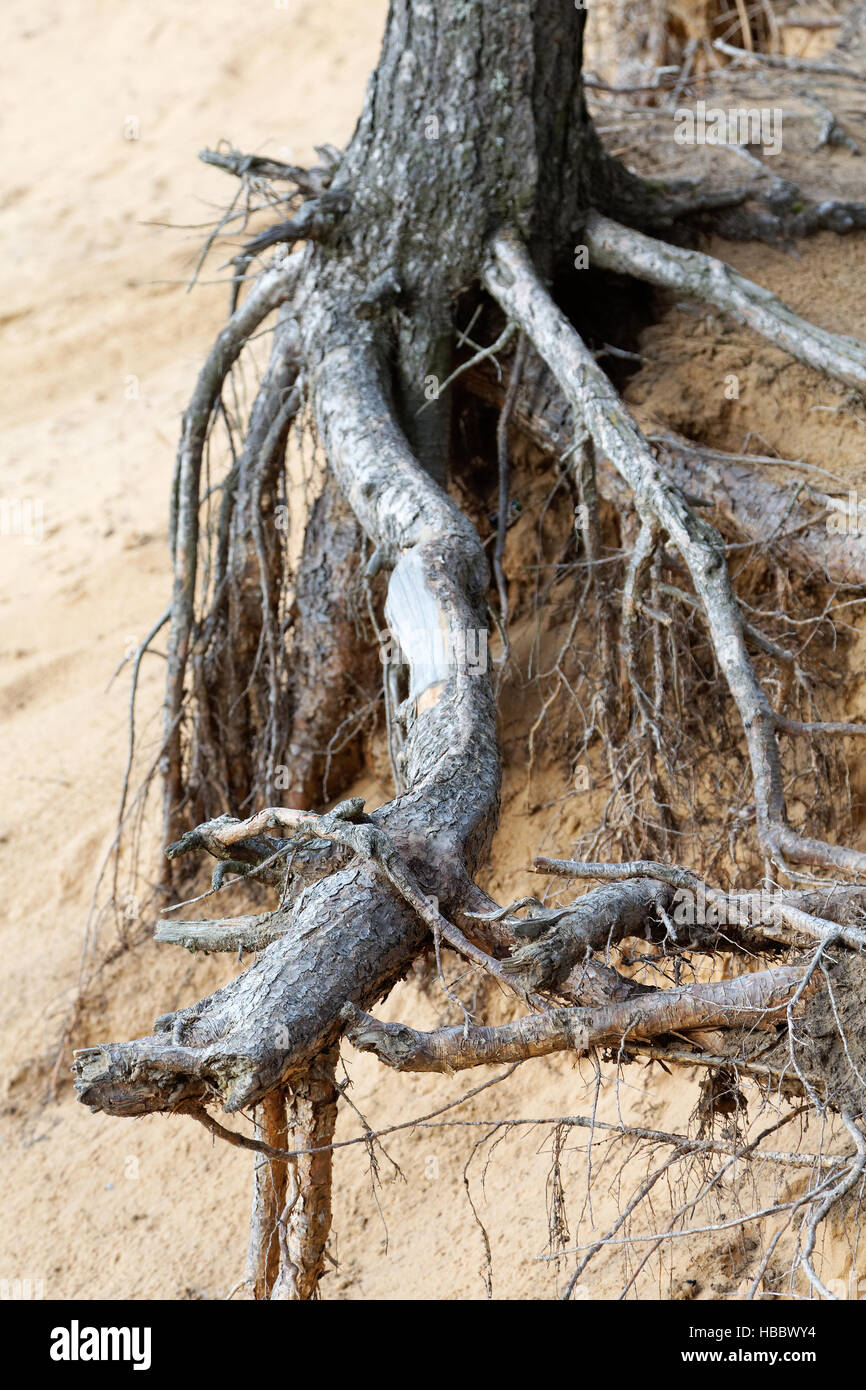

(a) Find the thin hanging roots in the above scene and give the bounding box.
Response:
[164,277,302,853]
[156,147,370,860]
[469,344,865,871]
[544,473,858,872]
[63,161,372,1106]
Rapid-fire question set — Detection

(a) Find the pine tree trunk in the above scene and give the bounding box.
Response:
[297,0,612,459]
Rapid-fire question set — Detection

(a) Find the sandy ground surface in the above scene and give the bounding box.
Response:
[2,2,866,1301]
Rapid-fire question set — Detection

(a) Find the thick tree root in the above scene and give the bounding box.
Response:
[533,857,866,949]
[285,473,380,809]
[246,1089,288,1299]
[73,332,501,1118]
[268,1046,339,1301]
[164,801,525,997]
[244,1048,339,1300]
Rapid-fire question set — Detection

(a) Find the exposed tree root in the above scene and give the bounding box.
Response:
[74,0,866,1300]
[283,471,380,809]
[246,1089,288,1299]
[74,346,500,1119]
[483,225,866,876]
[534,858,866,950]
[269,1046,340,1301]
[799,1112,866,1300]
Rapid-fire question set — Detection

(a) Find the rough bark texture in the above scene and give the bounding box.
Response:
[294,0,625,472]
[284,471,379,809]
[246,1089,288,1299]
[271,1046,339,1300]
[345,965,808,1072]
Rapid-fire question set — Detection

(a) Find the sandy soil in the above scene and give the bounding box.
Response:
[2,1,865,1301]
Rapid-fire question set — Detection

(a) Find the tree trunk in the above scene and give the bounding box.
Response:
[296,0,614,433]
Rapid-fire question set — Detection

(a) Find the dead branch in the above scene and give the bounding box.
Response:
[154,912,288,955]
[199,146,334,197]
[343,965,807,1073]
[239,189,350,261]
